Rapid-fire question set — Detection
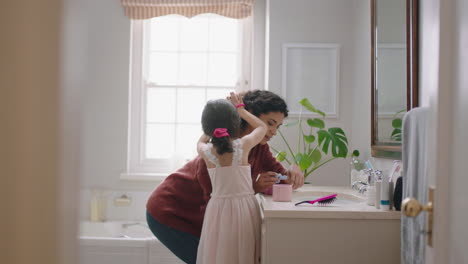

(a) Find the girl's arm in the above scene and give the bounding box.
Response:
[197,134,211,156]
[238,108,267,150]
[229,92,267,151]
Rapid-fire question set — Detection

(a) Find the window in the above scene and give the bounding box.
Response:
[125,14,252,179]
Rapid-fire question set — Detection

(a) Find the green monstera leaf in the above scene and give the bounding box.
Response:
[309,148,322,164]
[390,110,405,142]
[275,151,287,162]
[303,134,316,144]
[391,128,402,141]
[306,118,325,129]
[352,150,360,157]
[317,128,348,158]
[392,118,402,129]
[299,98,326,117]
[294,153,313,171]
[390,117,403,141]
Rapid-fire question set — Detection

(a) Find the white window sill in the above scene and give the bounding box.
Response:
[120,172,168,181]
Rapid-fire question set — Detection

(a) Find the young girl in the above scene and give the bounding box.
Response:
[196,92,267,264]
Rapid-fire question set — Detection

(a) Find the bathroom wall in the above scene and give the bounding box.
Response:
[267,0,372,186]
[80,0,131,190]
[79,0,375,219]
[61,0,88,261]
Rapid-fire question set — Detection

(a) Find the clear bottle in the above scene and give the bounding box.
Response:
[350,156,365,187]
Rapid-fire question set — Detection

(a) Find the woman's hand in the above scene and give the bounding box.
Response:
[253,172,278,193]
[284,164,304,189]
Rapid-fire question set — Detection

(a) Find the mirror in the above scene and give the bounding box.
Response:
[371,0,419,159]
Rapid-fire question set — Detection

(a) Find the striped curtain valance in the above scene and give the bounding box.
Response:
[121,0,254,19]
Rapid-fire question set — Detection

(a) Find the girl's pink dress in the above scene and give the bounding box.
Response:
[197,139,261,264]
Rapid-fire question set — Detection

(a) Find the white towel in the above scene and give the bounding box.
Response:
[401,107,429,264]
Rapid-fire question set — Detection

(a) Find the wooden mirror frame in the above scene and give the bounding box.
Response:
[371,0,419,159]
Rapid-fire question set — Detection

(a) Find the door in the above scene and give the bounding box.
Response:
[1,1,80,264]
[406,0,468,263]
[431,0,468,263]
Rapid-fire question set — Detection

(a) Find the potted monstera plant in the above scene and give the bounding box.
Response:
[271,98,359,181]
[390,109,406,141]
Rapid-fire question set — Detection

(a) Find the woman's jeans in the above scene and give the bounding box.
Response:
[146,211,200,264]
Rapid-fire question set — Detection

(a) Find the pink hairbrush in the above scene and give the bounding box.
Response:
[294,194,337,206]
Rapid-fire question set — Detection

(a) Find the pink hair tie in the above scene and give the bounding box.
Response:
[213,128,230,138]
[235,103,246,108]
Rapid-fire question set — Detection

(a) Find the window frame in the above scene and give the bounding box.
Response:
[123,16,253,180]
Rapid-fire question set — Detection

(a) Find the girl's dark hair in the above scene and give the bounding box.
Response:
[201,99,240,155]
[240,90,289,130]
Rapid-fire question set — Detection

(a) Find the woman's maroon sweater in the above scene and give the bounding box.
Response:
[146,143,286,237]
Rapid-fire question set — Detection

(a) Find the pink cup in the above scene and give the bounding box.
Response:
[272,184,292,202]
[263,186,273,195]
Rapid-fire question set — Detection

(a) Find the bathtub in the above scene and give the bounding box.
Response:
[79,221,183,264]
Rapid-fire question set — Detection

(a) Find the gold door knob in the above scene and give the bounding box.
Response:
[402,197,433,217]
[401,187,435,247]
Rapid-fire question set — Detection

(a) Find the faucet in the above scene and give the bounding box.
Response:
[351,181,368,190]
[356,169,383,194]
[363,168,374,185]
[358,184,369,194]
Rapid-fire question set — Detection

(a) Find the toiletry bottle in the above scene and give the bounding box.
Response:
[374,170,382,209]
[90,190,100,222]
[375,181,381,209]
[98,191,107,222]
[388,181,394,210]
[380,172,391,211]
[275,173,288,183]
[367,185,375,206]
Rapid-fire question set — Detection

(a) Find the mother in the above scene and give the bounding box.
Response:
[146,90,304,263]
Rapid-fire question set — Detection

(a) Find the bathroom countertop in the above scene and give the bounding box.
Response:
[259,185,401,220]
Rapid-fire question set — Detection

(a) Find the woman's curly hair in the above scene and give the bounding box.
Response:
[240,90,289,130]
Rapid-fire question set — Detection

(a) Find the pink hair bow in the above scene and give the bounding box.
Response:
[213,128,229,138]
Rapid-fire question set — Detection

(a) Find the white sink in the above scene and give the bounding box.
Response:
[292,190,365,205]
[259,185,399,219]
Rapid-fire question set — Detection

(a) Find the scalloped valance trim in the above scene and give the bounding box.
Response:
[121,0,254,19]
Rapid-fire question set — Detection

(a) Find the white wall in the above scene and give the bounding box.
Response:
[60,0,88,262]
[81,0,135,190]
[267,0,372,186]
